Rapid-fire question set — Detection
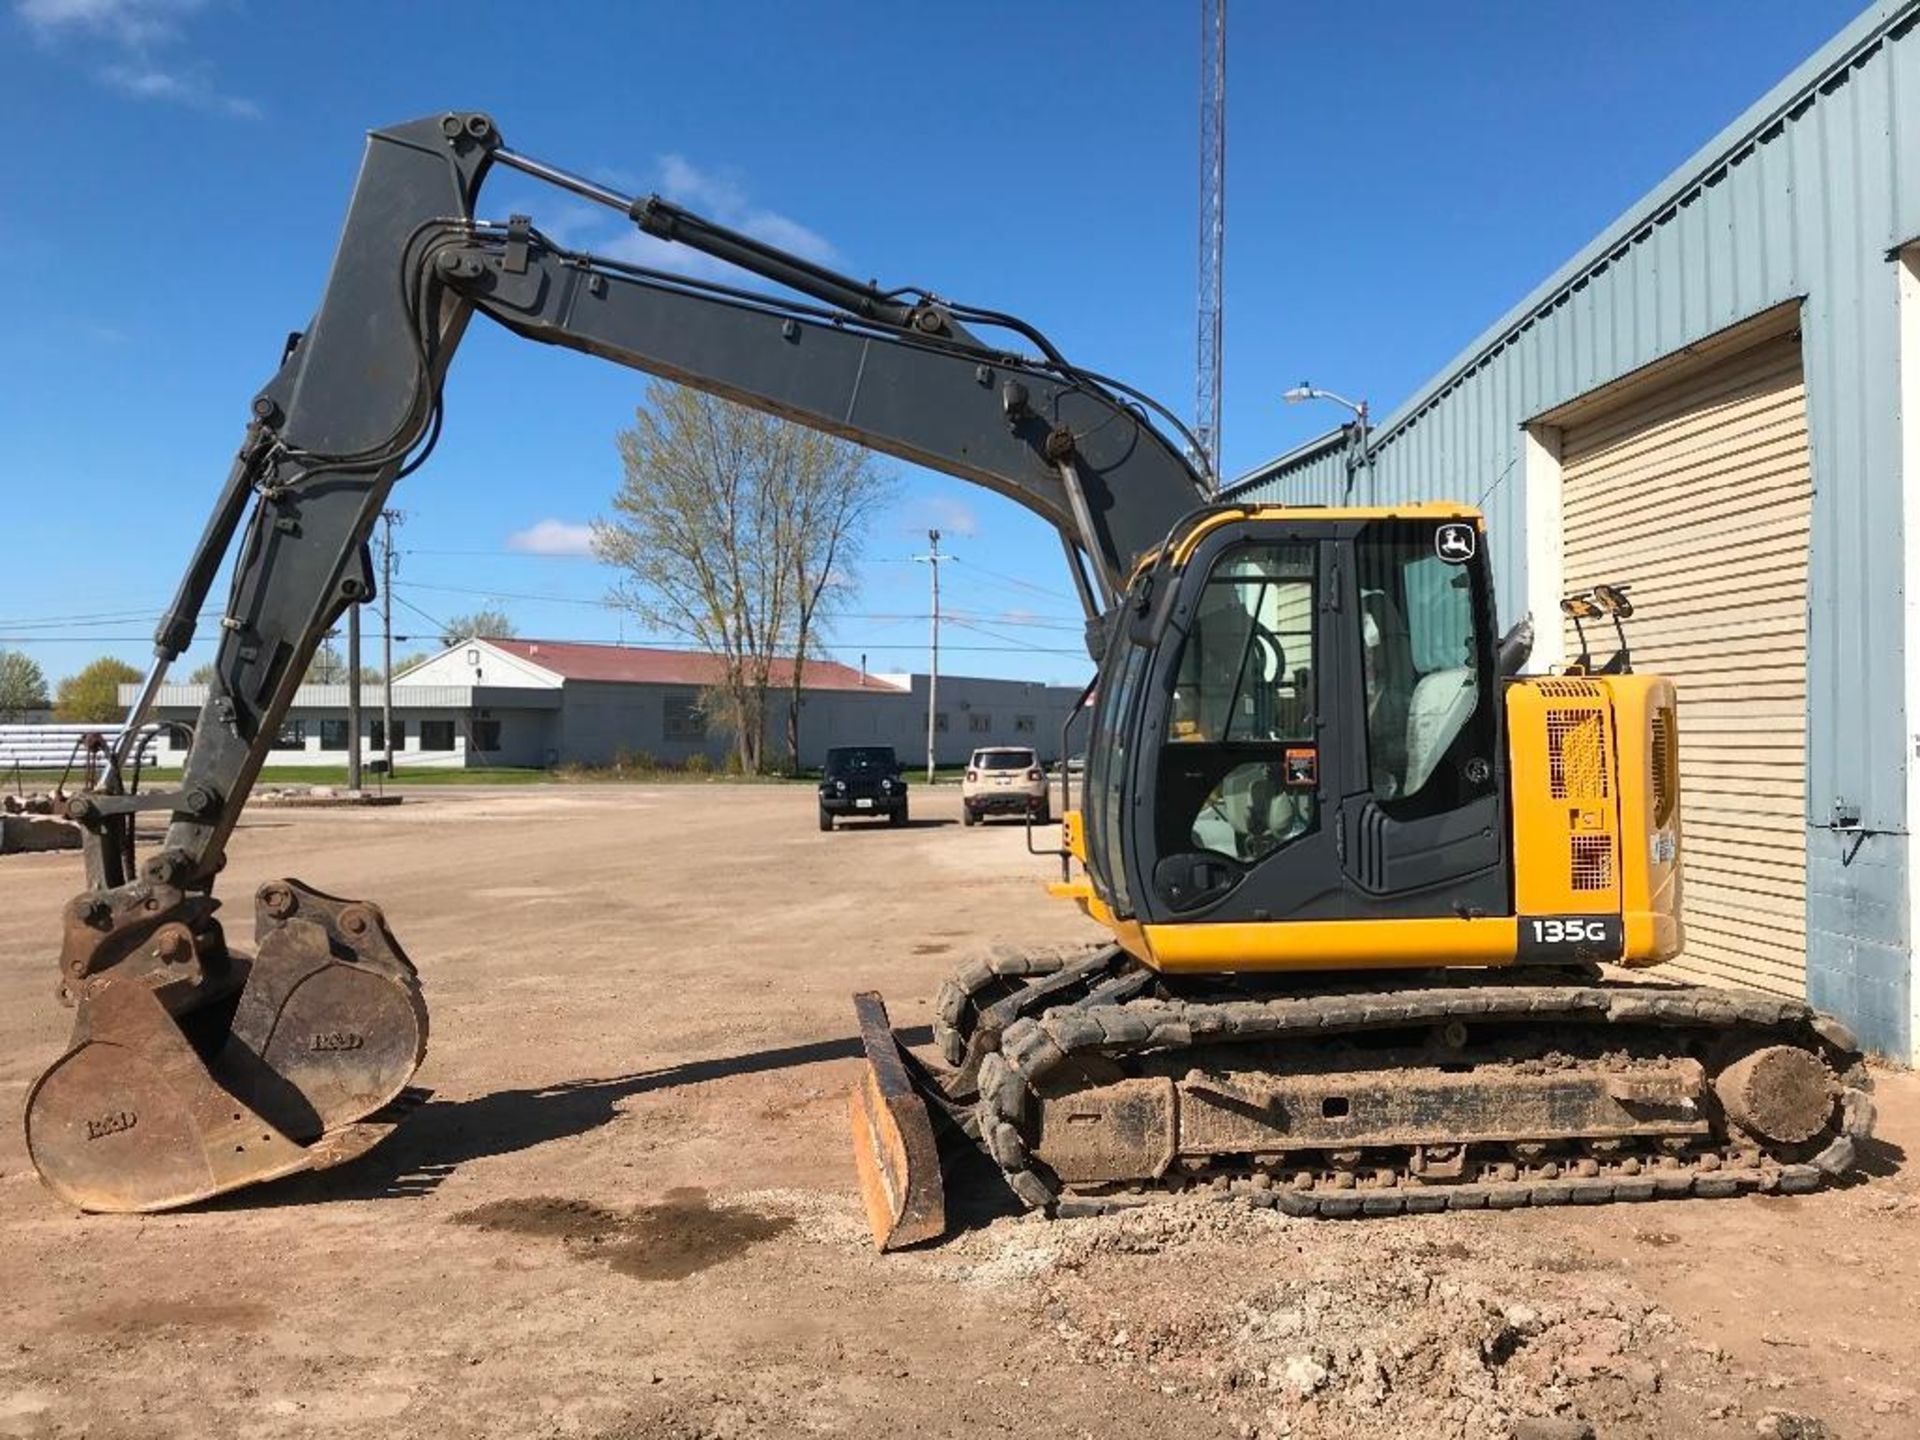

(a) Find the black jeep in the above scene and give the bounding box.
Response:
[818,745,908,830]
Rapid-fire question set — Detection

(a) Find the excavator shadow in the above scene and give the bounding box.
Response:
[202,1022,1013,1231]
[1844,1134,1907,1181]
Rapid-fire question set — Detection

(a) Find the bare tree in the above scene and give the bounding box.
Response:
[440,610,517,647]
[594,382,889,774]
[777,429,893,771]
[306,640,346,686]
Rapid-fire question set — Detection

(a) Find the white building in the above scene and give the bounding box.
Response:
[111,637,1089,770]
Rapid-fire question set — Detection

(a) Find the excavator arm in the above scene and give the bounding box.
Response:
[27,112,1206,1214]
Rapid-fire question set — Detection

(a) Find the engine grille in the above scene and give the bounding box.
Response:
[1547,709,1610,801]
[1570,833,1614,891]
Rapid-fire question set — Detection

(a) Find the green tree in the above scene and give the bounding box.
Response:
[0,648,50,722]
[439,611,516,648]
[54,657,142,724]
[187,661,218,685]
[388,651,430,677]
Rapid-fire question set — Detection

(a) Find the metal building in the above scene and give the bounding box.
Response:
[1227,1,1920,1061]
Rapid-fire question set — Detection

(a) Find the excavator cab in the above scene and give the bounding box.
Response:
[1087,509,1504,938]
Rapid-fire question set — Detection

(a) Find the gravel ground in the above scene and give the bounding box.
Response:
[0,784,1912,1439]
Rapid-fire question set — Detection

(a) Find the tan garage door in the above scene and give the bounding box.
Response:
[1559,330,1810,997]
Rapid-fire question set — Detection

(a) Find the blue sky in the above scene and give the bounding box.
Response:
[0,0,1856,688]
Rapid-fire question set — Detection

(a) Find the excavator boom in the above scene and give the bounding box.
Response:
[27,112,1205,1213]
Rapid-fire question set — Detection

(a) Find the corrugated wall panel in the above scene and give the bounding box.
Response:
[1230,3,1920,1056]
[1562,336,1811,997]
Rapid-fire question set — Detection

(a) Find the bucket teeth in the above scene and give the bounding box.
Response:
[25,878,428,1214]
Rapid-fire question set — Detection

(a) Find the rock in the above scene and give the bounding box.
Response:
[1502,1303,1545,1336]
[1616,1359,1660,1394]
[1755,1413,1833,1440]
[1512,1418,1595,1440]
[0,814,81,853]
[1276,1354,1328,1398]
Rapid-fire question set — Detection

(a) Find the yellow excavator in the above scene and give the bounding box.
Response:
[24,116,1872,1243]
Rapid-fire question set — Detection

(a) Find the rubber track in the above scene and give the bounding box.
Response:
[931,941,1108,1068]
[973,982,1876,1217]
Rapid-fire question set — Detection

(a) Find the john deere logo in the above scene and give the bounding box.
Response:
[1435,523,1476,564]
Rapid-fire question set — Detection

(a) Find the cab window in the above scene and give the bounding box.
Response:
[1355,522,1494,817]
[1160,542,1318,864]
[1085,636,1149,913]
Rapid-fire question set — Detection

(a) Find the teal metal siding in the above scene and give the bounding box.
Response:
[1229,1,1920,1056]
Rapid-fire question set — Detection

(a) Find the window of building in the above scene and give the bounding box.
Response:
[271,720,306,751]
[369,719,404,751]
[934,712,949,732]
[664,692,706,740]
[1014,714,1036,734]
[319,719,350,750]
[420,720,456,751]
[471,717,502,752]
[968,712,992,734]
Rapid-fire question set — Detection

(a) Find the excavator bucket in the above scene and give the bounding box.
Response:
[849,991,946,1250]
[25,880,427,1212]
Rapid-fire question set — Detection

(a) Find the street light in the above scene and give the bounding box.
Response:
[1283,381,1368,429]
[1283,381,1372,487]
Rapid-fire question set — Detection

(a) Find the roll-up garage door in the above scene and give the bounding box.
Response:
[1559,330,1810,997]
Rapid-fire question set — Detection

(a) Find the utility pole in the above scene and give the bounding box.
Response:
[914,529,943,784]
[378,509,402,777]
[346,601,363,791]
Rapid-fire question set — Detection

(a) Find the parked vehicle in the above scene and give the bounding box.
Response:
[818,745,908,830]
[961,746,1049,826]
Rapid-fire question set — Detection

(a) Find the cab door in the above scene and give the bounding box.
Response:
[1125,521,1350,923]
[1332,517,1507,918]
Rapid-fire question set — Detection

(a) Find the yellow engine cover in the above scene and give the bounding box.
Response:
[1505,673,1683,965]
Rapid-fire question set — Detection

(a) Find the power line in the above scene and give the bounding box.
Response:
[393,579,1080,630]
[947,555,1073,604]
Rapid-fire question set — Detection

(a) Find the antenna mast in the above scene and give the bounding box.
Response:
[1196,0,1226,487]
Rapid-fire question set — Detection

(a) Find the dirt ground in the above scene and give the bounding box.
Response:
[0,784,1914,1440]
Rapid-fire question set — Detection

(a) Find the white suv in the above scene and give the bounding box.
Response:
[961,747,1049,826]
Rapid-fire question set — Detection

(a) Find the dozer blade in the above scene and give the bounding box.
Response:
[849,991,946,1251]
[26,880,428,1213]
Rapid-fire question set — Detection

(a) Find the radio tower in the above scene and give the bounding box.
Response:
[1196,0,1226,488]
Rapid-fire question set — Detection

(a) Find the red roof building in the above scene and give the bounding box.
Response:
[478,638,903,693]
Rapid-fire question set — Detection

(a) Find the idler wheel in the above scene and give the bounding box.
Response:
[1714,1045,1836,1145]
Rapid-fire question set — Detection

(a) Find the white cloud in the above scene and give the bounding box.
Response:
[909,496,978,539]
[18,0,257,117]
[100,60,258,116]
[507,519,598,557]
[18,0,200,46]
[656,154,836,265]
